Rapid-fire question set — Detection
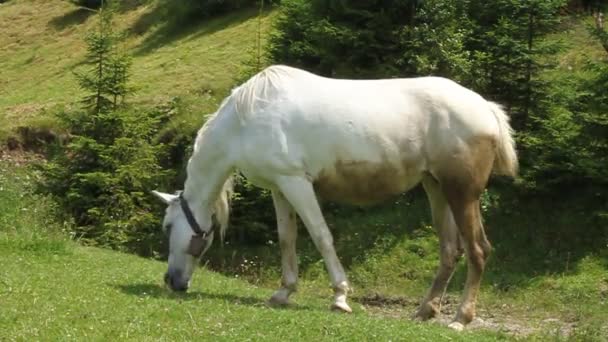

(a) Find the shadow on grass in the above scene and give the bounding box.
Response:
[446,185,608,293]
[130,7,262,56]
[209,184,608,297]
[48,8,95,31]
[206,188,432,287]
[114,282,313,311]
[47,0,151,32]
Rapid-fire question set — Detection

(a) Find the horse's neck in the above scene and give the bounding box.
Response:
[183,159,231,208]
[182,111,235,217]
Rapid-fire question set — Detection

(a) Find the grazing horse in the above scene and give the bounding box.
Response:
[152,65,518,330]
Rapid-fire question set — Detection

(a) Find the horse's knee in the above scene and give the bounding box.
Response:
[470,234,492,269]
[440,246,461,272]
[310,229,334,251]
[278,234,295,251]
[468,244,487,273]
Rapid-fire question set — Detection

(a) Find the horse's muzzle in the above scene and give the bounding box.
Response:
[164,270,189,292]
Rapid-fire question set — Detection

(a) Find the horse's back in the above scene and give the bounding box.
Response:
[232,66,501,203]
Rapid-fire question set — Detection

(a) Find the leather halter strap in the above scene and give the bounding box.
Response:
[178,192,207,238]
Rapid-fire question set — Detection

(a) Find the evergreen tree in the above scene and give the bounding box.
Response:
[589,7,608,53]
[41,0,172,255]
[74,0,131,113]
[268,0,469,79]
[572,7,608,190]
[464,0,565,130]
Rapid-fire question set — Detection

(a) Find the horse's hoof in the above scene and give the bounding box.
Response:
[267,292,291,306]
[267,287,293,307]
[331,301,352,313]
[448,321,465,331]
[413,304,438,321]
[267,296,289,307]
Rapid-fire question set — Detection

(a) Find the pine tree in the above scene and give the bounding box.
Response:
[74,0,131,113]
[464,0,565,129]
[268,0,469,79]
[41,0,173,254]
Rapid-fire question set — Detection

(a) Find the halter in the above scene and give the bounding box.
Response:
[178,192,212,256]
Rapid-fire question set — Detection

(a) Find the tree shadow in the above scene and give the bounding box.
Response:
[48,7,95,31]
[209,184,608,296]
[114,282,313,311]
[47,0,146,32]
[115,0,151,13]
[130,7,262,56]
[446,186,608,293]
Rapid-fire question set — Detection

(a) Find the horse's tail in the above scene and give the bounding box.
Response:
[488,102,518,177]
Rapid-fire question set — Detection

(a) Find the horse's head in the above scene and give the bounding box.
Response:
[152,190,215,292]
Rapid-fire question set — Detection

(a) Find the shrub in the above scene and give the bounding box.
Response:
[39,0,176,256]
[267,0,471,79]
[228,174,276,245]
[40,107,175,255]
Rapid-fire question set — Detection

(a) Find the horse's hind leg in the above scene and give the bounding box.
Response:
[268,190,299,306]
[275,175,352,313]
[414,173,463,320]
[436,137,495,330]
[444,197,491,330]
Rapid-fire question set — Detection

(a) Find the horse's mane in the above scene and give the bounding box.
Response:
[232,65,296,121]
[192,66,297,241]
[191,99,235,242]
[214,176,233,242]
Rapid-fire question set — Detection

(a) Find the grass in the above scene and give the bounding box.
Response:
[1,160,607,340]
[205,188,608,340]
[0,161,511,341]
[1,1,607,340]
[1,244,509,341]
[0,0,275,142]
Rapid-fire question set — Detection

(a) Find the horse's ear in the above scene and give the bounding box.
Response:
[151,190,178,204]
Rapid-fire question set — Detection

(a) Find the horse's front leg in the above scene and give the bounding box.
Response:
[268,190,299,305]
[275,176,352,313]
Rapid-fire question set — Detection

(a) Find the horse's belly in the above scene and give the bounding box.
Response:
[313,160,422,206]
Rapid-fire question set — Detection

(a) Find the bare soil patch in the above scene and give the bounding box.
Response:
[354,293,577,338]
[0,149,44,166]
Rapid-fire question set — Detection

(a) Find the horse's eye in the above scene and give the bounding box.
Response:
[164,223,173,235]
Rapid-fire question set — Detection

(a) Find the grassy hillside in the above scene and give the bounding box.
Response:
[0,0,274,142]
[1,1,607,340]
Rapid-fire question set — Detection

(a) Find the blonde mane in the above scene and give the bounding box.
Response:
[190,97,236,242]
[209,66,297,240]
[232,65,295,121]
[204,66,299,240]
[214,176,233,242]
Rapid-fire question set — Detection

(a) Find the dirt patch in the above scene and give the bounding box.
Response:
[354,293,577,338]
[0,149,45,166]
[2,126,69,154]
[356,293,419,307]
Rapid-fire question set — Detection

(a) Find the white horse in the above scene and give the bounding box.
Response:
[152,65,518,330]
